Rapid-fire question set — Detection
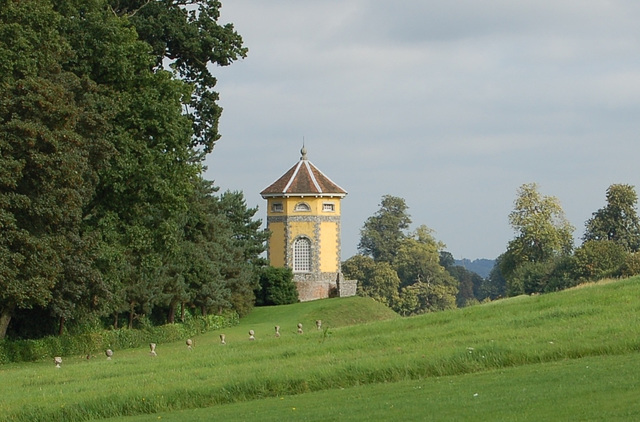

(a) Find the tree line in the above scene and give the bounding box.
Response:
[4,1,638,341]
[490,182,640,296]
[0,0,269,340]
[345,184,640,315]
[342,195,460,316]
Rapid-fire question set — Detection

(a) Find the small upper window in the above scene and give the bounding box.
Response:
[294,202,311,212]
[323,202,335,212]
[272,203,284,212]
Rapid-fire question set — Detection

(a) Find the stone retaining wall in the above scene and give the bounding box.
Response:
[293,272,357,301]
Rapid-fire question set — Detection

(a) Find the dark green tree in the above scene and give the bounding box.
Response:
[479,257,507,300]
[109,0,248,153]
[171,179,264,319]
[211,190,267,316]
[397,280,457,316]
[439,251,456,269]
[49,232,112,334]
[621,253,640,278]
[215,190,269,265]
[439,251,483,306]
[1,0,250,337]
[507,260,557,295]
[447,266,484,307]
[255,267,298,306]
[0,0,112,338]
[583,184,640,252]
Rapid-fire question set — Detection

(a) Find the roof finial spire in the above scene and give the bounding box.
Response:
[300,137,307,160]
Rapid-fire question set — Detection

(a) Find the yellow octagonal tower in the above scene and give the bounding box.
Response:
[260,147,356,301]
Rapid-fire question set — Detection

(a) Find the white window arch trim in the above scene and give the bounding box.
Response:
[294,202,311,212]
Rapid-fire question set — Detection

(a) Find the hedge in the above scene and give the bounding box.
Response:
[0,312,238,365]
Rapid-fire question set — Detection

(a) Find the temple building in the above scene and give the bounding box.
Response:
[260,147,357,301]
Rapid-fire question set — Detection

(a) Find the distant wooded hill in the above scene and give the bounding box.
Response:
[454,258,495,278]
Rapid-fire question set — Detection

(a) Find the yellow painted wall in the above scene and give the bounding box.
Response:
[266,195,343,272]
[288,221,316,242]
[267,221,285,267]
[319,221,339,272]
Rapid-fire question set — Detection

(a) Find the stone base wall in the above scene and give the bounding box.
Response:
[293,272,357,302]
[338,279,357,298]
[294,280,334,302]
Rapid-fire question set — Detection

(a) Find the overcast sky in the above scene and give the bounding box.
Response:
[203,0,640,260]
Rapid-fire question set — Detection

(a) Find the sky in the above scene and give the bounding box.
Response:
[203,0,640,261]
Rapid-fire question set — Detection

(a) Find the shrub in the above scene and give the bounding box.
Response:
[621,252,640,277]
[572,240,627,282]
[508,261,556,295]
[544,256,580,292]
[255,266,299,306]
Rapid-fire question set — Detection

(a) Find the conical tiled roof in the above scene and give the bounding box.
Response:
[260,147,347,198]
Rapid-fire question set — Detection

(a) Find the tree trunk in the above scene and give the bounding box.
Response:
[180,302,185,322]
[113,312,119,329]
[0,304,14,340]
[58,316,65,336]
[168,302,176,324]
[128,302,135,329]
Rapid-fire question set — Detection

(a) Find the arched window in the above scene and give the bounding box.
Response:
[293,237,311,272]
[294,202,311,212]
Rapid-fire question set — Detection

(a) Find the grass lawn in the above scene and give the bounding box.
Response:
[107,353,640,421]
[1,278,639,421]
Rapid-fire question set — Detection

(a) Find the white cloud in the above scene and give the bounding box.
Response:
[209,0,640,259]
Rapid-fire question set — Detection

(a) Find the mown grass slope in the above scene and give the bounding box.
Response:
[1,279,639,421]
[111,353,640,422]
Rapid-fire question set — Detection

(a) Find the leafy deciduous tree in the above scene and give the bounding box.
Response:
[572,240,627,282]
[1,0,254,338]
[583,184,640,252]
[500,183,574,294]
[358,195,411,263]
[110,0,248,153]
[0,0,112,338]
[393,227,458,314]
[342,255,400,309]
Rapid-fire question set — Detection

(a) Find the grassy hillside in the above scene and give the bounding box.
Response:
[1,280,639,421]
[112,353,640,422]
[240,295,399,332]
